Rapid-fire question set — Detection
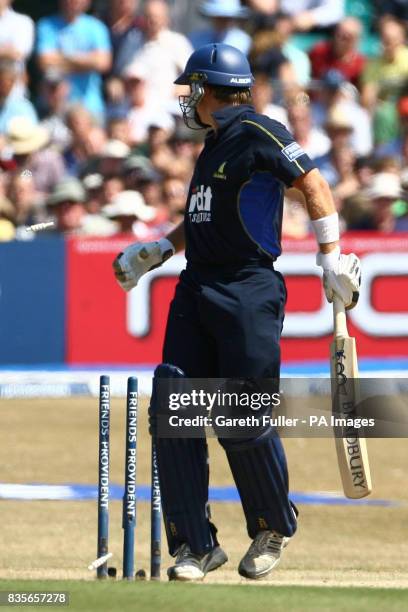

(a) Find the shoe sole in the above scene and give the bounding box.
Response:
[168,548,228,582]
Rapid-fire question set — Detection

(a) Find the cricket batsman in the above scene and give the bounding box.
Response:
[113,44,361,580]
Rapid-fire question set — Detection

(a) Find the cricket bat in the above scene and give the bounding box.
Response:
[330,296,372,499]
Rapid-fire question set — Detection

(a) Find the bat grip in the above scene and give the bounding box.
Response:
[333,295,349,339]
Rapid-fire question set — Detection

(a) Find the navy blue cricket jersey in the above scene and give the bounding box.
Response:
[184,104,315,265]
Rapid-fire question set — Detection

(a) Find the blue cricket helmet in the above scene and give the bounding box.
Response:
[174,43,254,88]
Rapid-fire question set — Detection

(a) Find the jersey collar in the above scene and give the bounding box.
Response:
[211,104,254,131]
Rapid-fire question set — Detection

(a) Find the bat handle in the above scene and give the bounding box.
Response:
[333,295,349,339]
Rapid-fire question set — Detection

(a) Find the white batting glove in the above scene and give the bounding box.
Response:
[317,246,361,310]
[113,238,175,291]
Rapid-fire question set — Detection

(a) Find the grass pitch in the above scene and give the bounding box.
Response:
[0,581,407,612]
[1,396,407,605]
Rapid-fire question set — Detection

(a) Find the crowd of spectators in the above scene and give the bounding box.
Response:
[0,0,407,242]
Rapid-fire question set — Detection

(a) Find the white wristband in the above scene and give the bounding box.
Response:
[158,237,175,257]
[311,212,339,244]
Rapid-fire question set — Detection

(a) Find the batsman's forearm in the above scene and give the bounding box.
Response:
[166,222,185,253]
[293,168,339,253]
[294,168,335,219]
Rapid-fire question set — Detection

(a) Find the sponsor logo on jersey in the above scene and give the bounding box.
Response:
[188,185,212,223]
[281,141,305,162]
[230,77,252,84]
[213,161,227,180]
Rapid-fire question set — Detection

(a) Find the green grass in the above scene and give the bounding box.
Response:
[0,581,407,612]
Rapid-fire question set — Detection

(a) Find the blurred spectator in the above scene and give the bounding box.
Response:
[398,98,408,165]
[7,170,43,228]
[103,0,144,118]
[123,154,160,189]
[122,154,169,227]
[123,154,154,184]
[99,139,130,176]
[274,14,311,87]
[0,0,34,81]
[0,0,404,241]
[322,106,353,156]
[354,155,375,189]
[341,192,374,230]
[376,1,408,24]
[64,104,107,175]
[346,159,408,231]
[36,0,112,121]
[162,176,187,225]
[252,70,289,126]
[280,0,344,32]
[47,176,87,233]
[125,66,152,146]
[361,17,408,150]
[104,75,128,114]
[249,21,294,86]
[249,15,310,87]
[82,172,104,213]
[106,113,131,146]
[123,62,173,146]
[189,0,252,56]
[0,223,14,240]
[148,121,191,181]
[374,104,405,153]
[6,118,65,195]
[0,163,8,196]
[309,18,365,87]
[372,156,401,175]
[361,17,408,112]
[123,155,167,219]
[139,176,168,223]
[244,0,278,14]
[126,0,192,110]
[101,175,125,204]
[374,94,408,157]
[0,59,37,134]
[102,189,160,237]
[318,144,359,205]
[0,168,15,240]
[96,139,130,205]
[288,97,330,159]
[39,70,72,152]
[108,0,144,76]
[169,122,205,167]
[311,71,372,156]
[363,171,407,232]
[47,176,115,234]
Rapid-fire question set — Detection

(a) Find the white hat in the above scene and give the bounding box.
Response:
[199,0,250,18]
[7,117,49,155]
[324,106,353,131]
[47,178,86,206]
[82,173,103,190]
[102,139,130,159]
[0,218,16,241]
[147,112,175,132]
[103,191,156,222]
[365,172,402,200]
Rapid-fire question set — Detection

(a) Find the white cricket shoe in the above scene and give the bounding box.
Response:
[167,543,228,581]
[238,530,290,580]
